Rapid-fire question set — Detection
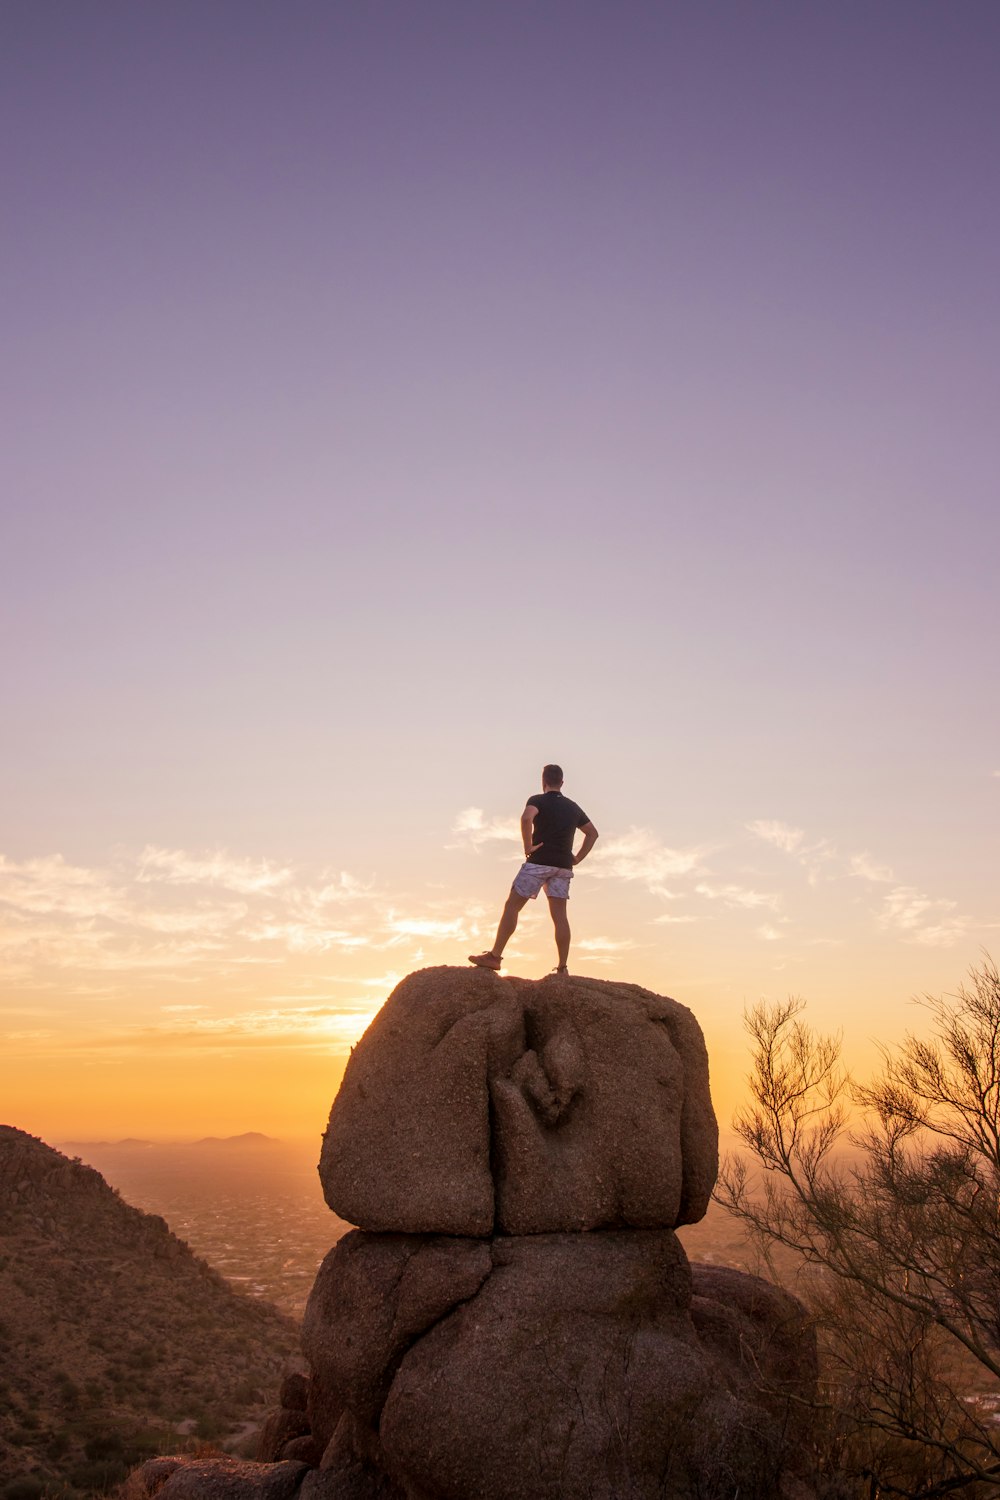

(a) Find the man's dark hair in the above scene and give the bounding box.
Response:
[542,764,564,786]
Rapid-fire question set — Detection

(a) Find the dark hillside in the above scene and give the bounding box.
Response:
[0,1126,300,1495]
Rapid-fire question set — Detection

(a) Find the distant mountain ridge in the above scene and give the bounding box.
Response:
[57,1132,281,1150]
[193,1133,280,1148]
[0,1125,299,1490]
[59,1137,155,1150]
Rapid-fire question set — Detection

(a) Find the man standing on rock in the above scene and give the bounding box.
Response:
[468,764,598,975]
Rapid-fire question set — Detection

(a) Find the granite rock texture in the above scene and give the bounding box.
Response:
[300,1228,813,1500]
[319,967,718,1236]
[301,1231,492,1446]
[691,1262,820,1399]
[136,1459,308,1500]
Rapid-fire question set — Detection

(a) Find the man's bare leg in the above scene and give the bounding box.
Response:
[492,888,530,958]
[470,888,532,968]
[546,894,570,970]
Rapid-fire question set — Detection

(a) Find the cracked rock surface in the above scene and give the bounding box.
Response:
[319,967,718,1236]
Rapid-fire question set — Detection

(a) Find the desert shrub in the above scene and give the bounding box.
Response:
[120,1435,161,1468]
[11,1428,44,1447]
[230,1379,261,1405]
[82,1436,123,1464]
[193,1413,225,1442]
[719,957,1000,1499]
[1,1480,46,1500]
[55,1377,80,1411]
[68,1460,128,1493]
[124,1348,156,1372]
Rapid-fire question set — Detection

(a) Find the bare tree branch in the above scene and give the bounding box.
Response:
[716,958,1000,1499]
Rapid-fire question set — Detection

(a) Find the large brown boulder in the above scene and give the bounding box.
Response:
[691,1263,820,1397]
[301,1412,406,1500]
[492,974,717,1232]
[302,1230,492,1447]
[319,967,717,1236]
[318,968,511,1234]
[300,1228,811,1500]
[378,1229,708,1500]
[136,1459,308,1500]
[255,1408,311,1464]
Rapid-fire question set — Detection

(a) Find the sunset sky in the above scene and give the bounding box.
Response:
[3,1,998,1142]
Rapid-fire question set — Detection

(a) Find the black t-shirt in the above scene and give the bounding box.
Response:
[525,791,591,868]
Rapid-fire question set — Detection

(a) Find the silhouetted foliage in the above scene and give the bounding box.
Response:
[718,958,1000,1499]
[1,1480,46,1500]
[68,1461,127,1494]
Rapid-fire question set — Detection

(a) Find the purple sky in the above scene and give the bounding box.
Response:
[2,2,999,1134]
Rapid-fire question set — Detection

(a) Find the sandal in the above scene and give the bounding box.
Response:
[468,951,502,971]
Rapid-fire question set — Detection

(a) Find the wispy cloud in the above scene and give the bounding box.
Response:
[0,1004,64,1017]
[875,886,971,947]
[745,818,985,947]
[449,808,519,850]
[745,820,804,854]
[850,852,895,883]
[694,881,781,911]
[242,918,370,953]
[574,935,638,966]
[589,828,708,894]
[137,847,293,895]
[0,854,127,919]
[134,904,248,934]
[146,999,382,1048]
[745,819,836,886]
[385,915,469,942]
[2,814,988,1002]
[576,936,637,953]
[0,846,429,987]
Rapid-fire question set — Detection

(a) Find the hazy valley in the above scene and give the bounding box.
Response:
[58,1134,759,1320]
[55,1137,351,1320]
[0,1129,302,1496]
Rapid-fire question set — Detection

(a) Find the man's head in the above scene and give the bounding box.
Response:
[542,764,564,790]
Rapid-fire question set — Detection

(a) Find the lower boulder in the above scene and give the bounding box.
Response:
[302,1231,493,1449]
[691,1263,819,1398]
[302,1229,816,1500]
[135,1458,308,1500]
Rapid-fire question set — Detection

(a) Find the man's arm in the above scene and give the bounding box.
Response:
[573,822,599,865]
[521,804,541,857]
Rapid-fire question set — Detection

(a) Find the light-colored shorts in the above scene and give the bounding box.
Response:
[512,862,573,901]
